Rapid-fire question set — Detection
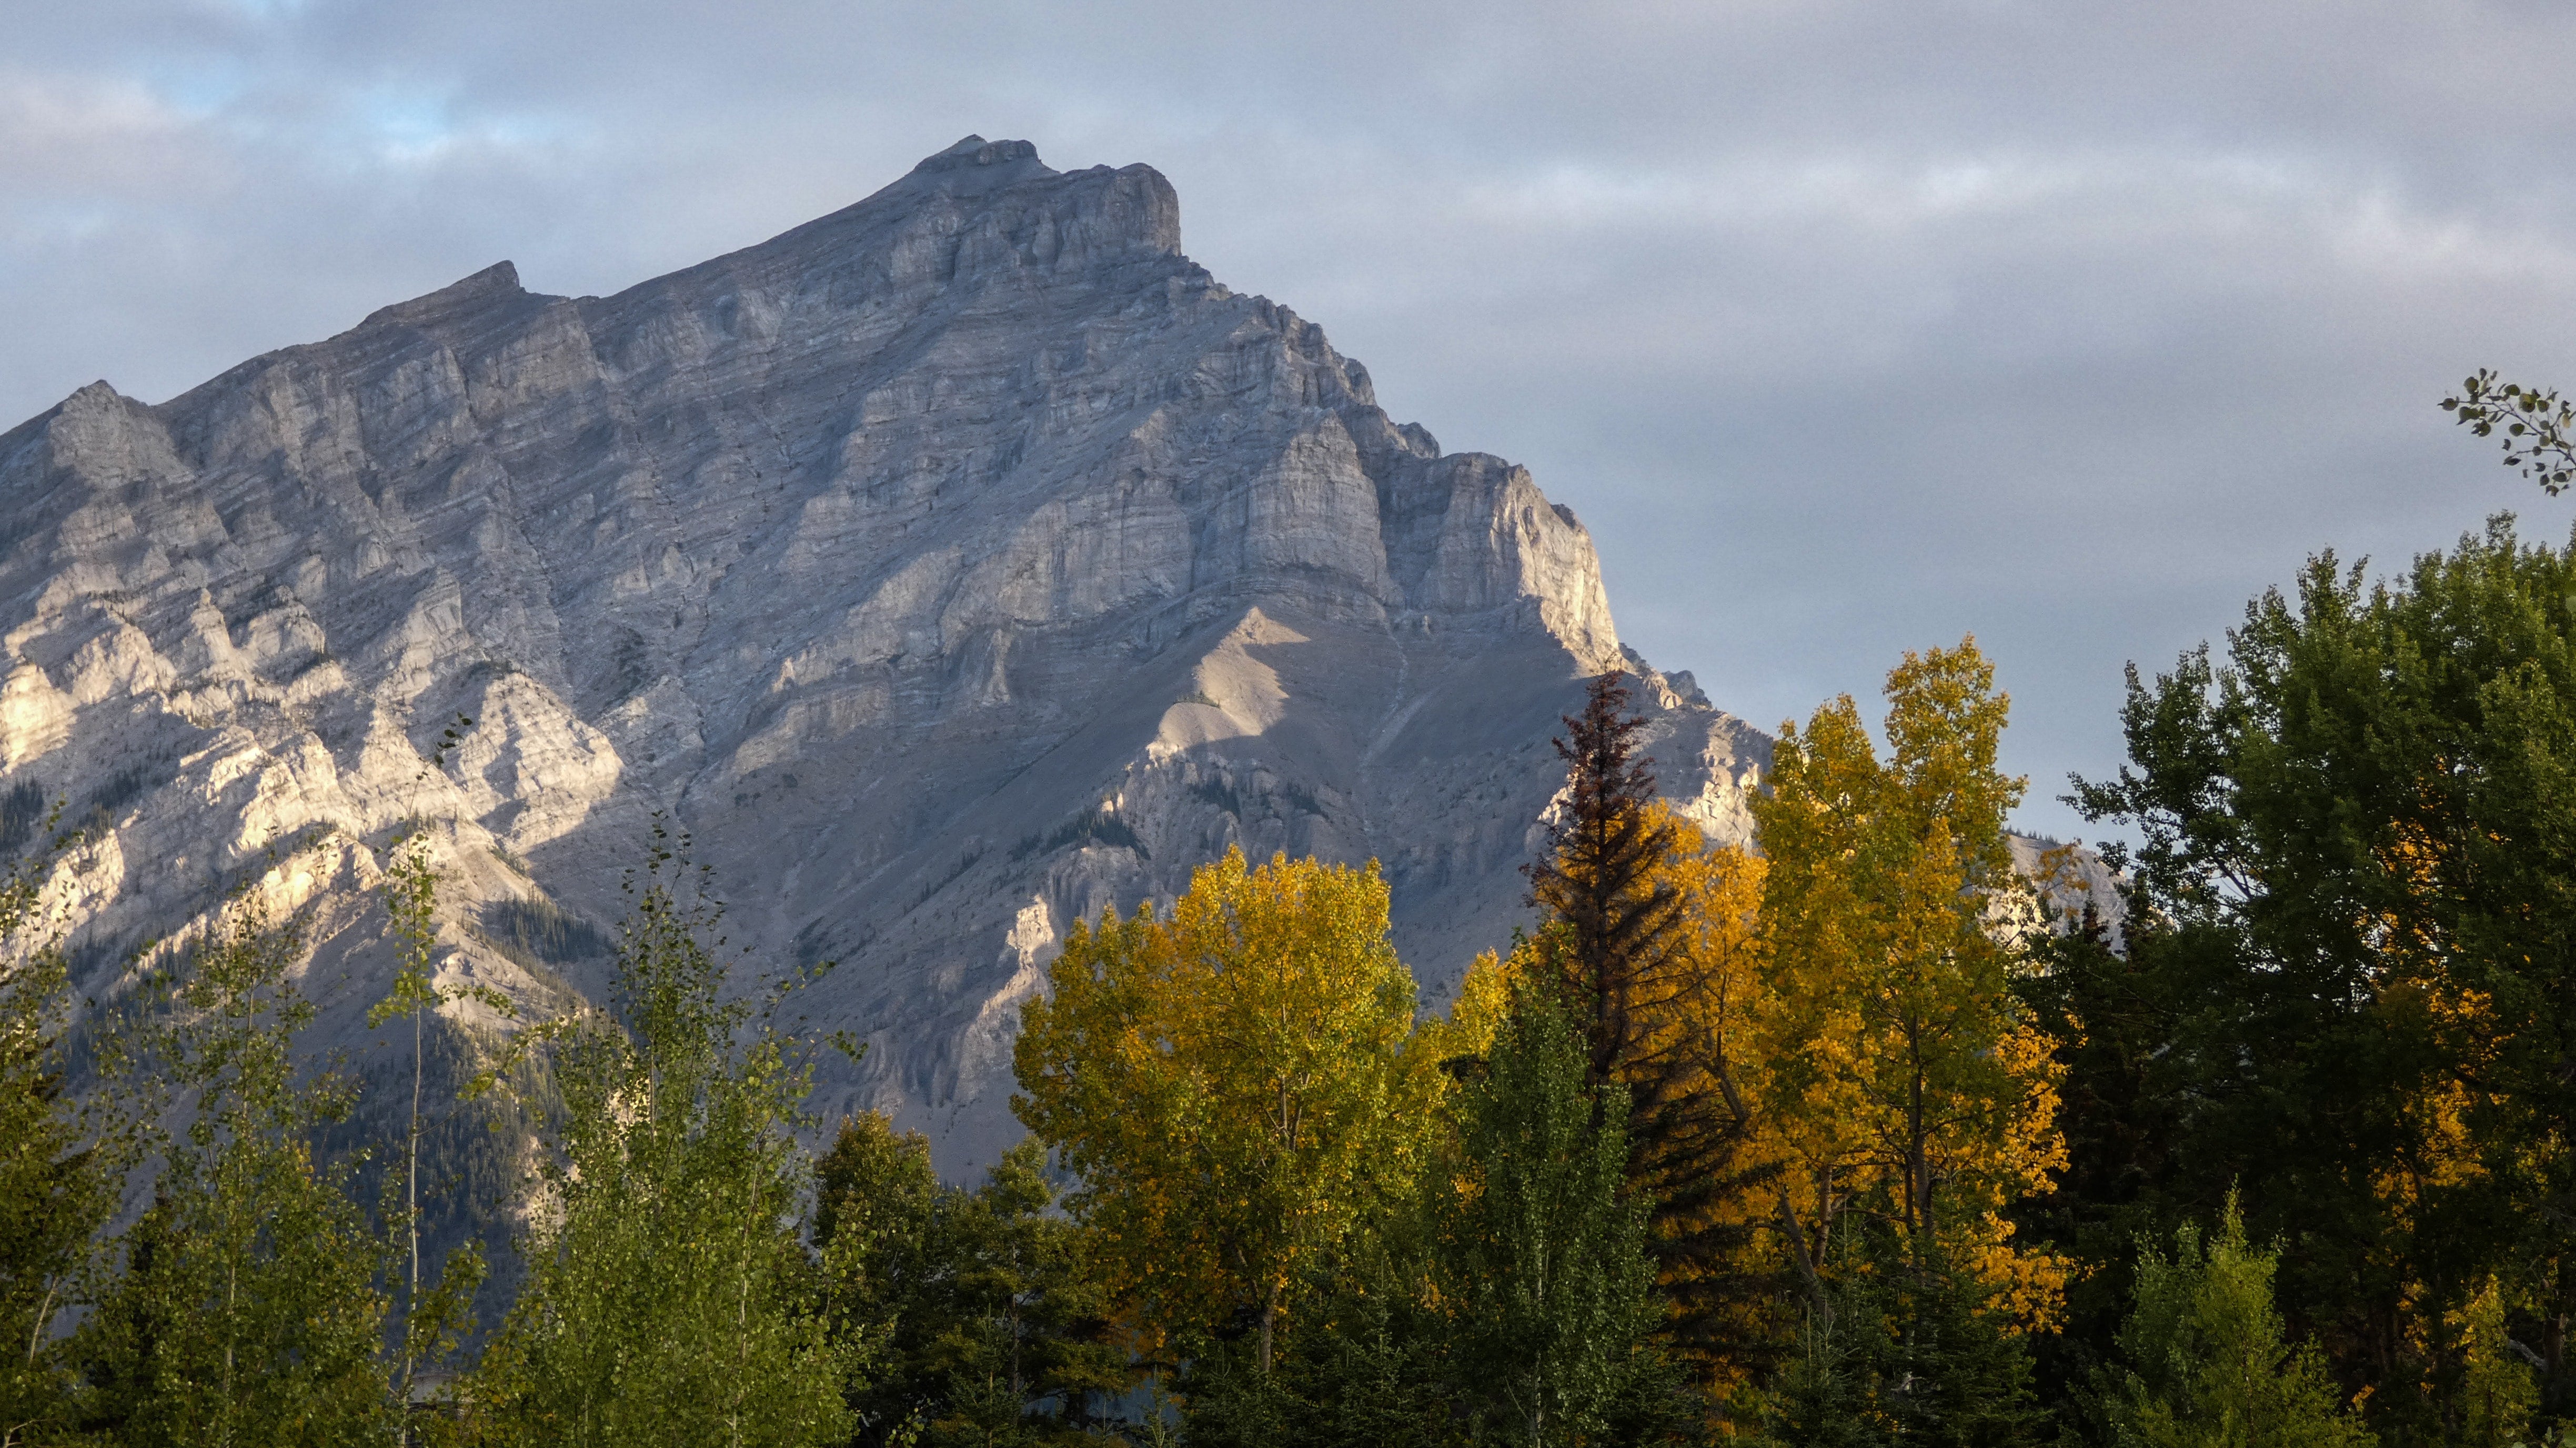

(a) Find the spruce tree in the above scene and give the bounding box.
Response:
[2107,1197,2369,1448]
[1758,1223,2041,1448]
[1525,671,1775,1366]
[1436,981,1679,1446]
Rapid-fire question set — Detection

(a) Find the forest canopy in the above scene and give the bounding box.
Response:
[2,408,2574,1446]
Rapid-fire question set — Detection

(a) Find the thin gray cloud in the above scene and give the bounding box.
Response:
[7,0,2576,837]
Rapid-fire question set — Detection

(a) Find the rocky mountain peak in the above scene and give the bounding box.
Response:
[0,137,1770,1172]
[358,260,530,331]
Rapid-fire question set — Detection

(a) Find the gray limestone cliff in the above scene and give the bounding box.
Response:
[0,136,1781,1178]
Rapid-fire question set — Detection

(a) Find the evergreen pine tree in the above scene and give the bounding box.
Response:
[1758,1223,2041,1448]
[1436,980,1679,1446]
[1525,671,1776,1367]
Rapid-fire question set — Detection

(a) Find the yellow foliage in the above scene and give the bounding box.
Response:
[1011,847,1443,1363]
[1750,638,2070,1325]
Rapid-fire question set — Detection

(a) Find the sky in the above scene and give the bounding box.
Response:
[7,1,2576,841]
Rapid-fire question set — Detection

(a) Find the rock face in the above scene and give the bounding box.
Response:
[0,136,1775,1171]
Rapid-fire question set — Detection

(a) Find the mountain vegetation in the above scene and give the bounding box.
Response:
[5,403,2576,1447]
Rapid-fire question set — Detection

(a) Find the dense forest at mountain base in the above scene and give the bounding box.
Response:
[7,490,2576,1444]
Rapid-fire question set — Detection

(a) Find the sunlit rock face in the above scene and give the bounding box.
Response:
[0,136,1773,1170]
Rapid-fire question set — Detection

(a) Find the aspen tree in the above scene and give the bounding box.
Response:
[1753,640,2067,1320]
[1013,848,1440,1374]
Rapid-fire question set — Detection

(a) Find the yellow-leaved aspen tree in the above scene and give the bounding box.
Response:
[1753,639,2069,1322]
[1012,847,1441,1374]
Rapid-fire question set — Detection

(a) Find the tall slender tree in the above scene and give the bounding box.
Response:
[0,815,110,1448]
[1524,671,1781,1373]
[1436,981,1674,1447]
[1752,640,2066,1322]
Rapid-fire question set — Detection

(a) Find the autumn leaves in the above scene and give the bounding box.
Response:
[1009,637,2069,1416]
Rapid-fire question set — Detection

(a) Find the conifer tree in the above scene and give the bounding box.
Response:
[2107,1196,2370,1448]
[1758,1223,2042,1448]
[1524,672,1780,1371]
[1436,980,1676,1446]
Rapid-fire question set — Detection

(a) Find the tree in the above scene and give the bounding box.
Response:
[814,1112,941,1446]
[0,816,111,1447]
[1013,848,1441,1374]
[78,867,397,1447]
[368,831,495,1416]
[1758,1223,2043,1448]
[815,1117,1125,1448]
[1523,672,1784,1376]
[1435,980,1675,1447]
[467,842,850,1447]
[2066,518,2576,1427]
[2449,1279,2534,1448]
[2107,1197,2371,1448]
[1752,640,2066,1321]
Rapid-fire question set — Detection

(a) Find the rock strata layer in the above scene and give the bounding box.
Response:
[1,136,1780,1169]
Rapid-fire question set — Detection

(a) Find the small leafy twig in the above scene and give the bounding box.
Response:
[2442,369,2576,495]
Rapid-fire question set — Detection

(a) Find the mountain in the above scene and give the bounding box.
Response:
[0,135,1781,1172]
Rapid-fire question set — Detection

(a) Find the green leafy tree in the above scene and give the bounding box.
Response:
[2066,517,2576,1426]
[467,841,850,1447]
[78,870,397,1447]
[2107,1198,2370,1448]
[816,1119,1126,1448]
[814,1112,940,1446]
[2450,1280,2535,1448]
[0,815,112,1447]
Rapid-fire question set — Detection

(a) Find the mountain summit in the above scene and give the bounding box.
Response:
[0,139,1770,1167]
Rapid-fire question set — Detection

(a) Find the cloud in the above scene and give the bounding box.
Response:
[8,0,2576,835]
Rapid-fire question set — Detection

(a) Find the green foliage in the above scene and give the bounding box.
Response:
[1179,981,1687,1448]
[2443,371,2576,494]
[0,813,112,1446]
[466,840,850,1447]
[77,873,397,1446]
[2450,1281,2533,1448]
[2064,517,2576,1430]
[1757,1224,2042,1448]
[1435,982,1675,1446]
[816,1116,1124,1447]
[2106,1198,2370,1448]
